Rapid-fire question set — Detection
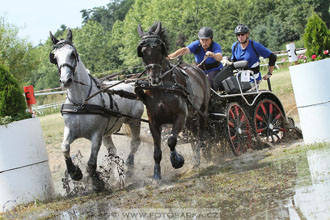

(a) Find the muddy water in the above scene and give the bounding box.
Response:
[285,148,330,219]
[22,144,330,220]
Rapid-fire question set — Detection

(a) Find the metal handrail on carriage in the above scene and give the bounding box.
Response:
[208,60,265,103]
[210,64,270,108]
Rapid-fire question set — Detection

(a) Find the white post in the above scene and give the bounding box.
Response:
[286,42,298,63]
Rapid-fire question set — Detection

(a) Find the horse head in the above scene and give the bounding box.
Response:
[137,22,170,86]
[49,29,80,88]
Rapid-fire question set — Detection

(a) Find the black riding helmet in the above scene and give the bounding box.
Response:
[198,27,213,39]
[234,24,249,34]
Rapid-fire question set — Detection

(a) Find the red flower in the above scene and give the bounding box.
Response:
[311,54,317,60]
[324,50,329,55]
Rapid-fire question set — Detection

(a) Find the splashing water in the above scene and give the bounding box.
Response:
[62,151,126,196]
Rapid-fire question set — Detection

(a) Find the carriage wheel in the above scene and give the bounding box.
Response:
[226,102,253,156]
[253,99,286,143]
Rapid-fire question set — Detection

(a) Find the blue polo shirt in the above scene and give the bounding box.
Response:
[231,40,271,81]
[187,40,223,73]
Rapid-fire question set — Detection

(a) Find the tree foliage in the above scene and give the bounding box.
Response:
[0,64,29,121]
[81,0,134,31]
[303,12,330,57]
[0,17,39,84]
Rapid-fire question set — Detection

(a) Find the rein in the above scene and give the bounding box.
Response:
[66,74,102,107]
[83,70,146,104]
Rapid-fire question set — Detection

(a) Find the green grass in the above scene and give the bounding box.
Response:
[260,66,299,122]
[39,113,64,147]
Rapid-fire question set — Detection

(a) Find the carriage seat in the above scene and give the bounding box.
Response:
[212,60,251,94]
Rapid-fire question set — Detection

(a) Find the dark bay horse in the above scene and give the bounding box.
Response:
[135,22,210,179]
[49,29,144,190]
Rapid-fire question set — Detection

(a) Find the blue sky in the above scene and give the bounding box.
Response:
[1,0,110,46]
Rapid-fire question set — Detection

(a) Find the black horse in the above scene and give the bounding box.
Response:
[135,22,210,179]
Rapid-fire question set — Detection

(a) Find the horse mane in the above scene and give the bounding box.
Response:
[147,22,170,53]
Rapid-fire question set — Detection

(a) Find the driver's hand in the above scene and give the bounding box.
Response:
[263,73,272,80]
[205,51,214,58]
[221,59,232,66]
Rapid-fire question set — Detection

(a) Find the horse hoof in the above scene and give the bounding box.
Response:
[193,160,200,169]
[153,164,162,180]
[92,180,105,192]
[90,172,105,192]
[125,169,134,178]
[70,167,83,181]
[170,151,184,169]
[125,154,135,167]
[153,173,162,180]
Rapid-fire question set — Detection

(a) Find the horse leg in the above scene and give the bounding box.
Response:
[190,114,208,167]
[149,122,162,180]
[168,117,185,169]
[198,113,207,141]
[62,128,83,181]
[103,134,126,188]
[103,134,117,156]
[87,133,105,192]
[126,119,141,168]
[191,139,201,168]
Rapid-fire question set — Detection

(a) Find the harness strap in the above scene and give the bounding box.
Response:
[107,89,138,100]
[59,63,76,73]
[145,64,162,69]
[135,80,189,96]
[109,93,114,110]
[135,80,206,118]
[61,103,122,117]
[61,103,149,123]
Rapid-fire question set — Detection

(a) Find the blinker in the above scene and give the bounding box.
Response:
[49,52,57,64]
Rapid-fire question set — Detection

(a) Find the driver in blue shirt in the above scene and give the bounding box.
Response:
[231,24,277,85]
[168,27,223,88]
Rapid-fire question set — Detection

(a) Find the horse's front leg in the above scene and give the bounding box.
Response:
[87,133,105,191]
[126,119,141,168]
[168,115,185,169]
[149,122,162,180]
[62,127,83,181]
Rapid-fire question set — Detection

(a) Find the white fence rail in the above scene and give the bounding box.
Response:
[260,48,306,68]
[32,103,62,115]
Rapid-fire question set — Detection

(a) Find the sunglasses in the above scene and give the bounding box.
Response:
[236,33,246,37]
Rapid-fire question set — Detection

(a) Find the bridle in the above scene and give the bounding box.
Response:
[138,34,173,84]
[49,40,103,105]
[49,40,79,75]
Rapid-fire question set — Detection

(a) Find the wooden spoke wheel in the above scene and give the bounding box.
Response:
[253,99,286,143]
[226,102,252,156]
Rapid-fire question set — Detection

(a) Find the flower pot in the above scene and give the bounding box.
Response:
[289,58,330,144]
[0,118,54,212]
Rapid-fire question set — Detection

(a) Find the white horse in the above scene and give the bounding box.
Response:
[49,29,144,191]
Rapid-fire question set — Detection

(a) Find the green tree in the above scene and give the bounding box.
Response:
[308,0,330,28]
[74,21,113,73]
[81,0,134,31]
[0,17,39,84]
[0,64,29,121]
[303,12,330,57]
[26,39,59,91]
